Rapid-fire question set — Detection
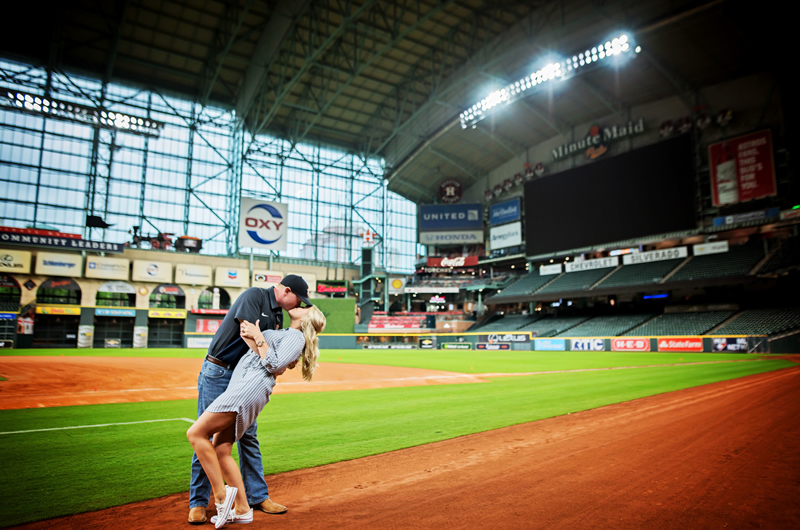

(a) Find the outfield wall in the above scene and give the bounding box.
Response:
[319,333,771,353]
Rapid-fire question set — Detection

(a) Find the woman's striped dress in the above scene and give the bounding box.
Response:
[206,328,305,440]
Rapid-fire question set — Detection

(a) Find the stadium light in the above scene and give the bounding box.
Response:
[460,33,639,129]
[2,90,164,137]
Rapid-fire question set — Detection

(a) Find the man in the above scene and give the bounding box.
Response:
[188,274,313,524]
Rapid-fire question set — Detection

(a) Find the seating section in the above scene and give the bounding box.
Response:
[758,238,800,274]
[596,259,683,288]
[556,314,654,337]
[668,241,764,282]
[368,315,430,330]
[518,315,590,336]
[625,311,734,336]
[475,314,541,332]
[714,308,800,336]
[536,268,614,294]
[490,270,556,299]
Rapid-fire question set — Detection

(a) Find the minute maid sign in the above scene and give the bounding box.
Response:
[551,119,645,161]
[238,197,288,251]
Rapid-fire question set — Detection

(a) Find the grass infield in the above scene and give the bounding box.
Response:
[0,353,793,527]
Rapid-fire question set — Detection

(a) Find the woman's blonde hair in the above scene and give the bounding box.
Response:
[300,306,325,381]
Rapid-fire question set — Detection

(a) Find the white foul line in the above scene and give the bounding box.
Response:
[0,417,196,436]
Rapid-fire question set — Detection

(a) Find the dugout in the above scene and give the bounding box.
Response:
[0,274,21,346]
[32,278,82,348]
[147,284,186,348]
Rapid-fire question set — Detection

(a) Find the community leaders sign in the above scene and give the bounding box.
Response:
[238,197,288,251]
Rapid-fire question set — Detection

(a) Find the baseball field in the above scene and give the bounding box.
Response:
[1,348,798,528]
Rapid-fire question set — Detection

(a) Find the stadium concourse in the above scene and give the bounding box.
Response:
[1,0,799,528]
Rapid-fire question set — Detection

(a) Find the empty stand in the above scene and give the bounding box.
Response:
[625,311,734,336]
[556,314,654,337]
[536,268,612,294]
[490,270,556,298]
[518,315,590,336]
[758,238,800,274]
[668,241,764,282]
[597,259,684,288]
[714,308,800,336]
[474,314,541,332]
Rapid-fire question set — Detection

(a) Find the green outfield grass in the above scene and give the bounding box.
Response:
[0,355,794,527]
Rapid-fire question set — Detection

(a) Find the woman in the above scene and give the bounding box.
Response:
[187,305,325,528]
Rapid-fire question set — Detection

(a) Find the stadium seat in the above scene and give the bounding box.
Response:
[668,241,764,282]
[714,308,800,336]
[556,314,654,337]
[625,311,734,336]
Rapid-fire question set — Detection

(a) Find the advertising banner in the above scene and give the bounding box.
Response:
[0,250,31,274]
[419,230,484,245]
[98,281,136,294]
[404,286,460,293]
[86,256,130,280]
[78,325,94,348]
[611,338,650,351]
[419,337,436,349]
[693,241,729,256]
[35,252,82,277]
[539,263,563,276]
[442,342,472,350]
[565,256,618,273]
[214,267,249,288]
[571,338,605,351]
[238,197,288,251]
[0,230,123,253]
[132,260,173,283]
[426,256,479,268]
[369,321,422,329]
[95,308,136,317]
[147,309,187,319]
[252,271,282,289]
[175,264,213,285]
[622,247,687,265]
[490,198,521,226]
[534,338,566,351]
[196,319,222,333]
[490,222,522,250]
[479,333,530,343]
[709,130,777,206]
[713,207,779,227]
[317,283,347,294]
[712,337,749,352]
[419,203,482,231]
[657,337,703,352]
[133,326,148,348]
[36,306,81,315]
[363,344,418,349]
[476,342,510,350]
[388,277,406,294]
[187,337,214,349]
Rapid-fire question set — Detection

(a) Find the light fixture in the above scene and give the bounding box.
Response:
[3,90,164,137]
[459,32,638,129]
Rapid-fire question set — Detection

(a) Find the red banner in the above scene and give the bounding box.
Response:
[196,319,222,334]
[709,130,777,206]
[657,337,703,352]
[611,338,650,351]
[0,226,81,239]
[368,322,422,329]
[190,309,229,315]
[317,284,347,293]
[426,256,479,268]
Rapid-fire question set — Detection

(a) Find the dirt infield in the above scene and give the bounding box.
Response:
[0,356,484,410]
[11,364,800,529]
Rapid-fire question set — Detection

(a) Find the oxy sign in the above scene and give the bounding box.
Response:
[239,198,288,251]
[571,338,605,351]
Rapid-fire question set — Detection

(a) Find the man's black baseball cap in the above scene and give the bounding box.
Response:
[281,274,312,307]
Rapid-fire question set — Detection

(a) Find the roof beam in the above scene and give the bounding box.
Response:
[428,147,483,182]
[236,0,314,123]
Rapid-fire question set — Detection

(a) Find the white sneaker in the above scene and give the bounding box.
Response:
[214,485,238,529]
[211,508,253,525]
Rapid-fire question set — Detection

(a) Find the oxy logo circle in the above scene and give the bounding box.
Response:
[1,255,12,262]
[146,264,159,276]
[245,204,284,245]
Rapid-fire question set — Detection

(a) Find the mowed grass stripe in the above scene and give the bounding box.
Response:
[0,359,792,527]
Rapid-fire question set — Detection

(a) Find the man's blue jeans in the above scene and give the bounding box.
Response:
[190,359,270,508]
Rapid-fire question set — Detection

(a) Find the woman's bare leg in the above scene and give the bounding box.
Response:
[214,425,250,514]
[187,411,238,504]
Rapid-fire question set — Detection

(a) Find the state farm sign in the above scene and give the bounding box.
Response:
[611,338,650,351]
[657,337,703,352]
[426,256,479,268]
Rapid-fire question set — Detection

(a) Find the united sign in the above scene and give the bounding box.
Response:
[238,197,288,251]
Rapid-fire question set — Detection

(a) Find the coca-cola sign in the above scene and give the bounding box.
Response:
[426,256,479,268]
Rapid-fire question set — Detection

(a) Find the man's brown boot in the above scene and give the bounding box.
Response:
[253,498,288,514]
[188,506,207,524]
